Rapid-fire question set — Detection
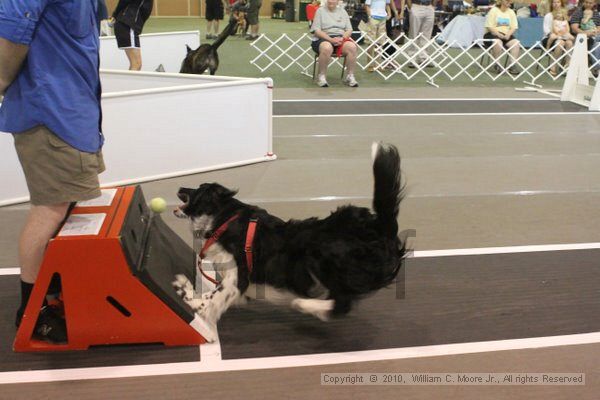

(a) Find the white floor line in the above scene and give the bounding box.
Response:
[0,268,19,276]
[273,98,558,103]
[274,112,600,118]
[412,242,600,258]
[2,242,600,276]
[199,338,223,367]
[0,332,598,384]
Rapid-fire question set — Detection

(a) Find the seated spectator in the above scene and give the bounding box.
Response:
[570,0,600,74]
[543,0,574,75]
[306,0,321,28]
[311,0,359,87]
[484,0,521,75]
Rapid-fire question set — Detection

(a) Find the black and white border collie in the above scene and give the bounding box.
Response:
[173,142,406,341]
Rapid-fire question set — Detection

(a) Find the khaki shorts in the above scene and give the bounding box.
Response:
[13,125,105,206]
[367,17,387,45]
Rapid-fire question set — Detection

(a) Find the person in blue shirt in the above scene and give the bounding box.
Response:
[0,0,104,343]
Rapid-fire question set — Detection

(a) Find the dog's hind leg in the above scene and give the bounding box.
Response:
[245,283,296,304]
[291,298,334,321]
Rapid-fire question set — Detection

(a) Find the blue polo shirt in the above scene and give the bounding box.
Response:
[0,0,103,153]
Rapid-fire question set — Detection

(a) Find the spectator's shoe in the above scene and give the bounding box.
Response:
[493,65,502,74]
[317,75,329,87]
[343,74,359,87]
[508,67,520,75]
[367,66,375,73]
[245,35,258,41]
[16,304,67,344]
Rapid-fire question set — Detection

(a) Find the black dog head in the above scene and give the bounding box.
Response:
[175,183,238,219]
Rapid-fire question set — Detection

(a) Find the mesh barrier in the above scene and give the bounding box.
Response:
[250,32,600,87]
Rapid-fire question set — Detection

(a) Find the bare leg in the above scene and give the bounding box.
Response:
[551,38,565,74]
[19,204,70,284]
[506,38,520,69]
[318,41,333,76]
[124,48,142,70]
[491,39,503,68]
[342,40,358,75]
[564,39,574,68]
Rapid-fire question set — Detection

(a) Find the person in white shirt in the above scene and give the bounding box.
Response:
[365,0,397,71]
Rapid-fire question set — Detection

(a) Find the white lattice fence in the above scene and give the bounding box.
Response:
[250,32,600,86]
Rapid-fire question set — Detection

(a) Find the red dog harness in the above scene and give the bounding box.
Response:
[196,214,258,285]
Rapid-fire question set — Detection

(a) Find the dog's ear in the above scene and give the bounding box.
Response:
[186,45,192,54]
[211,184,238,201]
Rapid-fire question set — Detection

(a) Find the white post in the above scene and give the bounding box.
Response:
[561,34,589,103]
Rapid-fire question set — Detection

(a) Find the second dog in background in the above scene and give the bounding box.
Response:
[180,18,238,75]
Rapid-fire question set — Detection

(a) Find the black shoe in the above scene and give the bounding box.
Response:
[16,305,67,344]
[35,305,67,343]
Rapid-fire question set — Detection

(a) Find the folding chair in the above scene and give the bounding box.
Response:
[478,42,510,72]
[311,53,347,80]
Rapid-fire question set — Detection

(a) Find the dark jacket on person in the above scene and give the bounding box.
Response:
[112,0,154,34]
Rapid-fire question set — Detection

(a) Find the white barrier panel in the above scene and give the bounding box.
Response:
[0,71,275,206]
[100,31,201,73]
[100,70,247,92]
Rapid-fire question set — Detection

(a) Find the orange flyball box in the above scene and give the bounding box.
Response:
[14,186,207,352]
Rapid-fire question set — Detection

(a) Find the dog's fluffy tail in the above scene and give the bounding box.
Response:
[371,142,403,238]
[212,19,238,50]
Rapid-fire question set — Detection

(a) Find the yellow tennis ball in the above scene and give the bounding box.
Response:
[150,197,167,213]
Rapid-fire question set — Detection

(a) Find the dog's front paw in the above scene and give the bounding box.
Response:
[191,314,218,343]
[184,298,207,312]
[201,323,218,343]
[172,274,195,301]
